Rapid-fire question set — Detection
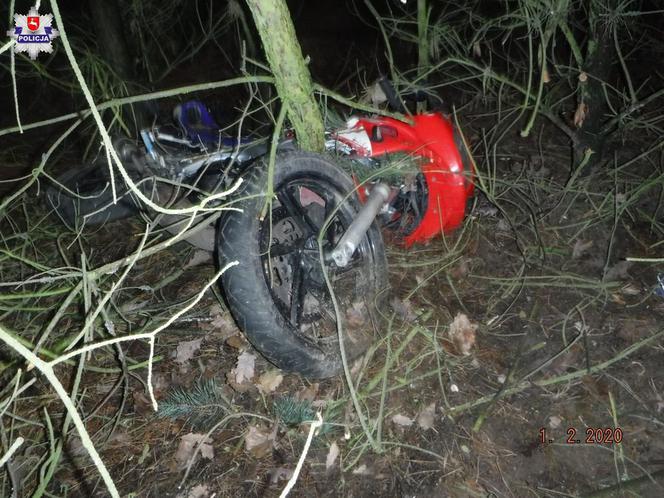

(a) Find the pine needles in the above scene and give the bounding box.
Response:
[273,396,315,426]
[158,378,232,428]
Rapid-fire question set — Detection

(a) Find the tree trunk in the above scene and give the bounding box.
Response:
[88,0,133,81]
[244,0,325,152]
[89,0,151,129]
[574,0,616,167]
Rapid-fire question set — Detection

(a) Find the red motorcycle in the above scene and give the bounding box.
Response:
[48,80,474,377]
[218,81,474,377]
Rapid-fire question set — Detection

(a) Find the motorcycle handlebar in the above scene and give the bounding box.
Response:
[377,76,449,114]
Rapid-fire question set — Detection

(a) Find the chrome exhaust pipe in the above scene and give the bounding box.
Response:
[329,183,390,267]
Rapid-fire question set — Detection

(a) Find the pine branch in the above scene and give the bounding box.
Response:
[273,396,315,426]
[158,378,232,428]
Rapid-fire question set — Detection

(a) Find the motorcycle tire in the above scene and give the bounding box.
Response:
[218,150,388,378]
[46,162,143,226]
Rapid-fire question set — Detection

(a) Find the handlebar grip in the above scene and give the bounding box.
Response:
[377,76,406,113]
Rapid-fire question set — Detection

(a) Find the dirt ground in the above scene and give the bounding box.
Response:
[2,113,663,498]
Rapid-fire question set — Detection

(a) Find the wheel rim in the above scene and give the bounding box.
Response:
[259,176,379,350]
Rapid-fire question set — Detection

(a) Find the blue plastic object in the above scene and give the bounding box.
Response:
[655,273,664,298]
[174,100,244,147]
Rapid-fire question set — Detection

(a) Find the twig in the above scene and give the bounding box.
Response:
[448,329,664,415]
[0,325,120,497]
[0,118,81,217]
[0,437,24,468]
[0,75,275,138]
[0,261,236,497]
[582,468,664,498]
[318,216,381,453]
[63,225,150,350]
[279,412,323,498]
[51,264,236,409]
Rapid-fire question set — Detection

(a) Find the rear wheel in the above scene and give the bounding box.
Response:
[218,151,388,378]
[46,161,144,226]
[46,138,152,227]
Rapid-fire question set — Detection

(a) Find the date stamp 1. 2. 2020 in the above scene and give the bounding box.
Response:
[539,427,624,445]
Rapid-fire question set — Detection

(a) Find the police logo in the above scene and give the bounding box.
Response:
[7,6,60,60]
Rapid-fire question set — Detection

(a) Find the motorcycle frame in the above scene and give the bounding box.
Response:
[154,105,474,249]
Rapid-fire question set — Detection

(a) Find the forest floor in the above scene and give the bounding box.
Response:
[1,113,664,498]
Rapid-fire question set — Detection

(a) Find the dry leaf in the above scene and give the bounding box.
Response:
[350,356,364,377]
[225,334,247,350]
[449,257,470,279]
[346,301,368,328]
[203,304,237,337]
[132,390,153,416]
[417,403,436,430]
[390,297,418,322]
[391,414,414,427]
[611,293,626,305]
[326,442,340,470]
[573,102,588,128]
[547,344,583,375]
[448,313,478,355]
[268,467,293,485]
[620,283,641,296]
[233,352,255,384]
[549,415,562,429]
[208,314,238,339]
[175,338,203,364]
[496,218,511,232]
[208,303,224,316]
[572,239,593,259]
[244,425,276,459]
[542,66,550,83]
[175,433,214,469]
[182,484,211,498]
[151,372,170,393]
[297,383,319,402]
[352,464,371,475]
[256,370,283,394]
[66,435,88,458]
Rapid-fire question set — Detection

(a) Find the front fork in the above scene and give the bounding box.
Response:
[327,183,390,267]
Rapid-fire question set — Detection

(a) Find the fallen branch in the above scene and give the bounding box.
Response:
[280,412,323,498]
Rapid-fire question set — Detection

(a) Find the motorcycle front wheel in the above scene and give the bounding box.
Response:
[217,151,388,378]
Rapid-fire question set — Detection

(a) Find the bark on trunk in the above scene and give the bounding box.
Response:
[245,0,325,152]
[89,0,151,129]
[574,0,617,167]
